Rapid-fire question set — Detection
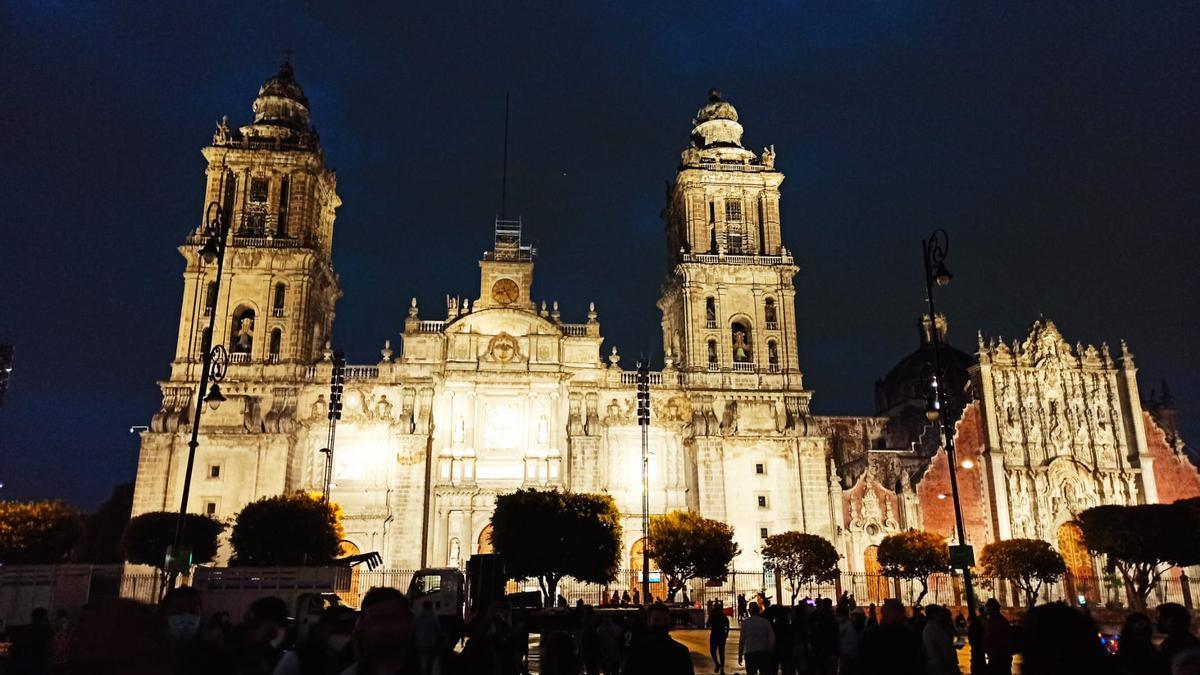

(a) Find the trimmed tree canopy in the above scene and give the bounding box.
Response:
[490,489,622,606]
[1079,503,1200,610]
[979,538,1066,606]
[761,531,840,604]
[878,529,949,604]
[648,511,740,600]
[122,511,225,569]
[0,500,84,564]
[76,483,134,564]
[230,492,343,566]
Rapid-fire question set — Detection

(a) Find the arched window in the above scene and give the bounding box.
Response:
[764,298,778,329]
[276,175,290,237]
[272,283,286,317]
[230,306,256,355]
[768,340,779,371]
[707,339,719,370]
[731,320,753,363]
[478,525,494,555]
[203,281,218,316]
[268,328,282,362]
[704,297,717,328]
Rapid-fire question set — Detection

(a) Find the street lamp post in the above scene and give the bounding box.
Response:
[168,183,234,581]
[636,359,651,605]
[921,228,978,620]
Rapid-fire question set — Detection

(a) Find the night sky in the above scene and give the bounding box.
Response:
[1,3,1197,509]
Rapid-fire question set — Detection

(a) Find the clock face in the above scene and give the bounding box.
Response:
[491,278,520,305]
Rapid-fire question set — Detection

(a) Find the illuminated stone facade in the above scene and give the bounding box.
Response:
[132,66,1199,573]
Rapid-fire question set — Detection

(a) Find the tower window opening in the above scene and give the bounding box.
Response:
[705,297,717,328]
[758,199,766,254]
[768,340,779,372]
[276,175,290,237]
[197,327,211,359]
[242,178,269,236]
[755,463,765,475]
[757,495,768,508]
[731,321,752,363]
[249,178,269,203]
[707,339,719,371]
[272,283,286,317]
[724,200,742,221]
[231,306,256,354]
[727,227,744,254]
[268,328,282,363]
[764,298,778,329]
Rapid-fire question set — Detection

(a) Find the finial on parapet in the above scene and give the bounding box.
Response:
[551,301,560,322]
[1120,339,1135,367]
[609,346,621,369]
[587,302,597,324]
[540,301,548,318]
[322,340,333,361]
[409,297,419,318]
[380,339,393,363]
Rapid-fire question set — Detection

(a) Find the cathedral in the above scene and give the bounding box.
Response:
[131,64,1200,585]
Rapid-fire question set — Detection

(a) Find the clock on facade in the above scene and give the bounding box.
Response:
[491,278,520,305]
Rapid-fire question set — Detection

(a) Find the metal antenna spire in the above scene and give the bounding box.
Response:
[500,93,510,219]
[283,47,294,65]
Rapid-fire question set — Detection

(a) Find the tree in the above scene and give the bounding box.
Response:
[75,483,134,563]
[877,529,949,604]
[979,538,1066,606]
[648,510,740,601]
[0,500,84,563]
[122,511,225,569]
[230,492,343,566]
[490,489,622,606]
[1079,503,1200,611]
[761,531,840,605]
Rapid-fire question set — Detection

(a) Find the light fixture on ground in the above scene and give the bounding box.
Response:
[921,227,977,620]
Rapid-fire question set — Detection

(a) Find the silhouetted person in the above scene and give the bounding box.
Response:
[596,614,624,675]
[160,586,230,675]
[1019,602,1115,675]
[623,603,693,675]
[982,598,1014,675]
[834,604,859,675]
[631,588,641,606]
[8,607,54,675]
[859,599,923,675]
[1160,604,1200,667]
[707,600,730,673]
[610,591,621,607]
[621,590,632,606]
[738,602,775,675]
[344,587,419,675]
[1115,612,1167,675]
[1172,648,1200,675]
[967,615,987,675]
[233,596,291,675]
[540,630,580,675]
[921,604,960,675]
[62,599,176,675]
[809,599,838,675]
[737,593,749,622]
[865,603,878,630]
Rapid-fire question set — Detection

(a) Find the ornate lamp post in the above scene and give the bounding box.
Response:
[636,358,651,604]
[167,184,233,579]
[921,228,978,620]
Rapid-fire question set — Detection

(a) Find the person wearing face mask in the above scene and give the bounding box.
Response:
[622,603,694,675]
[274,605,357,675]
[160,586,230,675]
[234,596,293,675]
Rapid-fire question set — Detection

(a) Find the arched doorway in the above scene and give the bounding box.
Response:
[630,538,666,603]
[864,545,888,603]
[478,525,494,554]
[1057,521,1099,603]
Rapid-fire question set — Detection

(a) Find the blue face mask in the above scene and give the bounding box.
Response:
[167,614,202,641]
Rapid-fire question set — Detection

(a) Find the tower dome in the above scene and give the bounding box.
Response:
[690,88,746,149]
[238,62,317,146]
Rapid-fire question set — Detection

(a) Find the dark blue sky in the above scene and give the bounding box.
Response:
[1,2,1197,508]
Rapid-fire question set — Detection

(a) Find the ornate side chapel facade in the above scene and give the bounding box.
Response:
[131,66,1200,576]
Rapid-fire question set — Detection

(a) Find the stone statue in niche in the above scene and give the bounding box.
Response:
[310,395,327,419]
[537,415,549,446]
[761,145,776,169]
[732,331,750,362]
[236,317,254,352]
[375,395,393,420]
[449,538,461,568]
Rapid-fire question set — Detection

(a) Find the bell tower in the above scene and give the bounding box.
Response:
[657,90,803,388]
[171,62,341,378]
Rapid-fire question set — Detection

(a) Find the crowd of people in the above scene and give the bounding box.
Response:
[1,586,1199,675]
